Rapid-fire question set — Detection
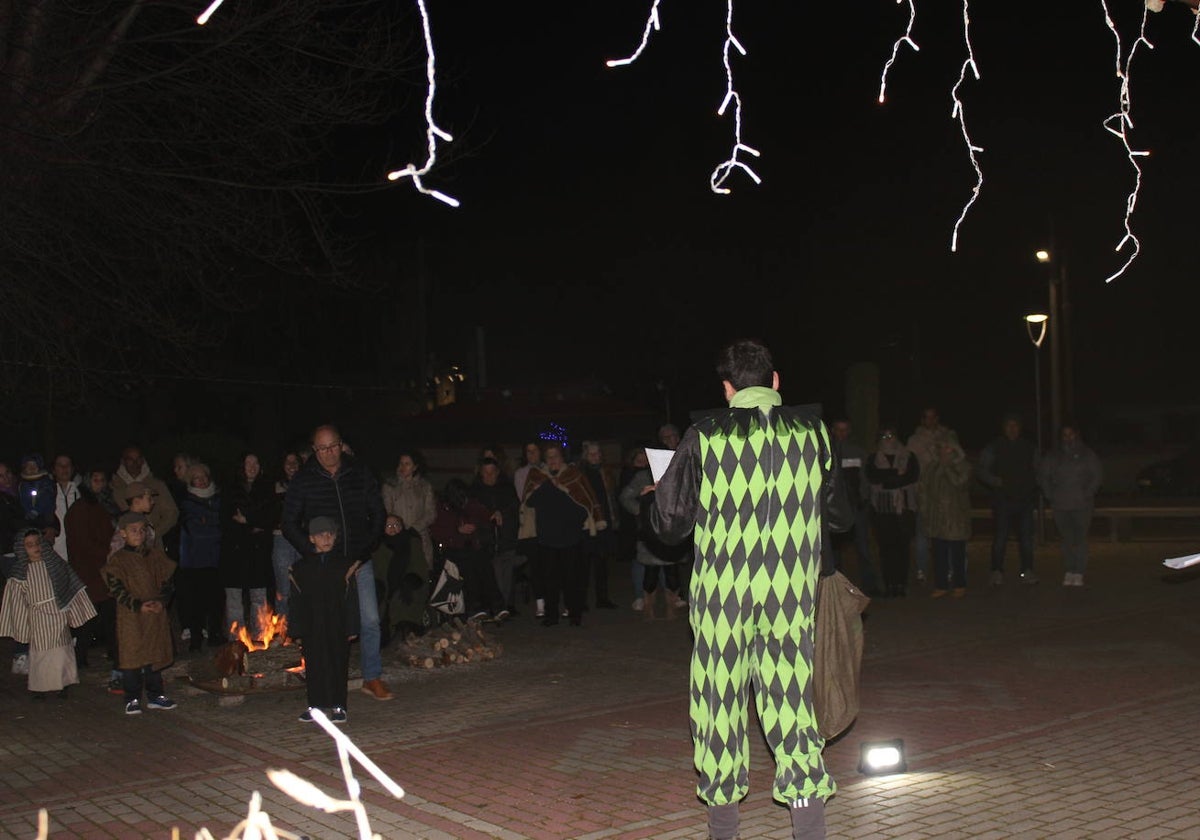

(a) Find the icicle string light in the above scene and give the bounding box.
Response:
[1099,1,1154,283]
[605,0,664,67]
[386,0,459,208]
[878,0,920,103]
[709,0,761,194]
[948,0,982,253]
[195,0,225,26]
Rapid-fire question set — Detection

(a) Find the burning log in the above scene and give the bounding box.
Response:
[187,603,307,695]
[392,618,503,669]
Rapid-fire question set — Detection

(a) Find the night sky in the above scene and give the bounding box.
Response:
[234,1,1200,452]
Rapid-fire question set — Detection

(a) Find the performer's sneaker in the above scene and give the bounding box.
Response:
[125,699,143,715]
[329,707,348,724]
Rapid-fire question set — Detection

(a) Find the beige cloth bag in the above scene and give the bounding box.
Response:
[813,570,870,740]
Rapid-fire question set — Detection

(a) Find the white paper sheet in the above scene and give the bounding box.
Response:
[1163,553,1200,570]
[646,448,675,483]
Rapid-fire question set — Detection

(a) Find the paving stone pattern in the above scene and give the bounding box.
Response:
[2,539,1199,839]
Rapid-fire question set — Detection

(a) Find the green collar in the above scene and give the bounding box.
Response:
[728,386,781,410]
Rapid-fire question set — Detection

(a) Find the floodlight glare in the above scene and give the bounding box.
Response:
[858,739,907,775]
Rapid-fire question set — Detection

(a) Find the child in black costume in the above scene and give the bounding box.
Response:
[288,516,359,724]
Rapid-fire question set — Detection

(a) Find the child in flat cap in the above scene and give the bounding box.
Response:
[101,512,178,715]
[288,516,360,724]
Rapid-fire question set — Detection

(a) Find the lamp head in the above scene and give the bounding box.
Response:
[1035,249,1051,263]
[1025,313,1048,324]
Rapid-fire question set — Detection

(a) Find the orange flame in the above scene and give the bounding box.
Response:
[230,602,289,652]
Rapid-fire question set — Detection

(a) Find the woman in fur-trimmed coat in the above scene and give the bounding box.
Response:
[918,438,972,595]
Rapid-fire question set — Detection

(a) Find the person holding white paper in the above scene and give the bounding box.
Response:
[649,338,850,840]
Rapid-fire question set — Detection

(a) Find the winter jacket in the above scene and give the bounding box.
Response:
[281,455,385,564]
[524,464,600,548]
[619,467,689,567]
[17,453,55,522]
[977,435,1039,505]
[1039,442,1102,511]
[469,477,520,553]
[64,491,116,603]
[180,489,222,570]
[381,473,437,566]
[221,477,276,589]
[918,451,972,541]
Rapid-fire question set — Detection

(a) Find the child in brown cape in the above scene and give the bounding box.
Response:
[102,512,177,715]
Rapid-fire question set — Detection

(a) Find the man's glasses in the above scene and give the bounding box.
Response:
[880,433,895,440]
[313,441,342,453]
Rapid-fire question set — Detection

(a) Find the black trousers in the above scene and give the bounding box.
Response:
[874,511,914,590]
[538,543,586,622]
[176,567,226,645]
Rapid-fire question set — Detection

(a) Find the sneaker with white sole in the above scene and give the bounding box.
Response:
[631,597,644,611]
[1071,573,1085,587]
[329,707,348,724]
[125,699,142,715]
[1062,573,1074,586]
[12,653,28,675]
[535,598,545,618]
[915,569,927,584]
[469,610,490,622]
[146,695,177,711]
[298,707,316,722]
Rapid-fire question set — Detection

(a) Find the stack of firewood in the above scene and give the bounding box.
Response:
[393,618,503,669]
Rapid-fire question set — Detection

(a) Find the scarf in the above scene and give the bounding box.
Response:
[8,534,87,609]
[728,385,782,412]
[874,445,911,473]
[115,463,151,486]
[188,483,217,499]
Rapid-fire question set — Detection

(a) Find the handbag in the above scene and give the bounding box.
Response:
[812,569,870,740]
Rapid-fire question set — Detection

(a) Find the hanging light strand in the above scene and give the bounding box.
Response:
[195,0,225,25]
[878,0,920,104]
[386,0,459,208]
[709,0,761,194]
[949,0,983,252]
[1099,1,1154,283]
[605,0,664,67]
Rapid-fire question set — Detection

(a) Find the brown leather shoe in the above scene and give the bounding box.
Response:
[361,678,393,701]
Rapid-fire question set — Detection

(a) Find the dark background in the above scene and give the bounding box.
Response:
[6,0,1200,475]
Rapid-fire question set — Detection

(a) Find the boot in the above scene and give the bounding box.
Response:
[708,802,739,840]
[664,591,678,620]
[642,591,656,622]
[790,798,825,840]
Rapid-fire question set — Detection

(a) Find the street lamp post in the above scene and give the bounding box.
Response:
[1025,312,1048,543]
[1035,249,1064,439]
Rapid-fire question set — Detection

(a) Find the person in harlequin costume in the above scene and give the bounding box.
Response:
[648,337,850,840]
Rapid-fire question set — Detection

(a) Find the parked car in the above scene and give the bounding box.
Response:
[1135,445,1200,496]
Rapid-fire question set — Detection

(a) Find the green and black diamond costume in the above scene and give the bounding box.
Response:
[650,386,837,808]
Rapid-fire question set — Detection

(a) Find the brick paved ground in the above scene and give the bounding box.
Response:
[3,537,1200,839]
